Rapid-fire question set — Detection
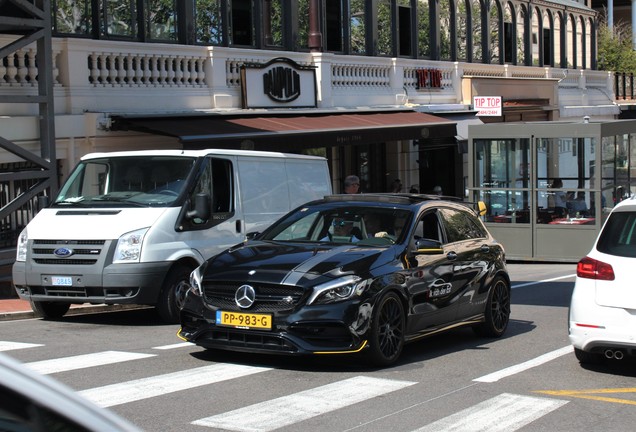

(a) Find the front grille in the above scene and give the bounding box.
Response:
[201,328,298,353]
[203,282,306,312]
[30,239,106,266]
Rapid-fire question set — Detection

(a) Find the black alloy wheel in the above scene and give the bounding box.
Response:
[474,276,511,337]
[367,292,405,366]
[157,263,192,324]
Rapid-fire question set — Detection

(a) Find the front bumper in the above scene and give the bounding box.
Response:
[12,260,172,305]
[178,291,369,356]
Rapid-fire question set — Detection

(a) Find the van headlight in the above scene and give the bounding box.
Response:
[308,276,365,305]
[113,228,148,263]
[16,228,28,262]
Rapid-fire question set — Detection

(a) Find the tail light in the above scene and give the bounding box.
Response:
[576,256,615,281]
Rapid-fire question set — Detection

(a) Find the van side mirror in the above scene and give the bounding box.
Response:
[186,193,211,221]
[414,238,444,255]
[37,195,50,211]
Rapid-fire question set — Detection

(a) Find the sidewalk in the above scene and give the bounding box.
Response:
[0,298,145,321]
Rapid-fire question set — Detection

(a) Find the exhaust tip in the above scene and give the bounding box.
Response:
[614,350,624,360]
[605,349,614,359]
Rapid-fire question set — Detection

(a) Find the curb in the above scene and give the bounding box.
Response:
[0,304,149,322]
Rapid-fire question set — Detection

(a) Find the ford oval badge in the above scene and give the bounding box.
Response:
[54,247,74,257]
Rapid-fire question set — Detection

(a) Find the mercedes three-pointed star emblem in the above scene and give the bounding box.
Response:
[235,285,256,309]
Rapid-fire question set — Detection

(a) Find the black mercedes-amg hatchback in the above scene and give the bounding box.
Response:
[178,194,510,366]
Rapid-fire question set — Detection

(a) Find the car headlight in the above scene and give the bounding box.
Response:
[16,228,28,262]
[113,228,148,263]
[308,275,364,305]
[189,263,206,297]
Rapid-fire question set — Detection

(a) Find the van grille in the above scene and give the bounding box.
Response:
[31,240,105,266]
[203,283,306,313]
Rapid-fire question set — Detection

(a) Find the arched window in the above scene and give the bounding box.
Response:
[503,2,514,63]
[566,13,575,68]
[577,15,585,69]
[516,5,527,65]
[541,11,553,67]
[531,7,540,66]
[457,0,470,61]
[554,11,562,67]
[586,16,594,69]
[489,0,502,64]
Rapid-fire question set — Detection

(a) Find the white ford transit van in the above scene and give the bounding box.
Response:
[12,149,332,322]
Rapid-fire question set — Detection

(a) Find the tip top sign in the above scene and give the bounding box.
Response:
[473,96,502,116]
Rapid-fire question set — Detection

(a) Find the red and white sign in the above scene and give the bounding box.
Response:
[473,96,502,116]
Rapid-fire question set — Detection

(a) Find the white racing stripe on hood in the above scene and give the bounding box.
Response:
[280,245,351,286]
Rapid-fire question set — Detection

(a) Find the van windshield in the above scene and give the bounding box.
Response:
[53,156,196,207]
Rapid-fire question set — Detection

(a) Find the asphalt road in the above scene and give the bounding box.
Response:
[2,263,636,432]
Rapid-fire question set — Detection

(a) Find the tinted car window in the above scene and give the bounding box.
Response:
[439,208,487,243]
[596,211,636,257]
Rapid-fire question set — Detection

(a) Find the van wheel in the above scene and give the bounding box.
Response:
[30,300,70,320]
[157,264,192,324]
[473,276,510,337]
[366,292,405,367]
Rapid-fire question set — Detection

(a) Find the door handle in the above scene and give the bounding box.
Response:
[235,220,242,233]
[446,251,458,260]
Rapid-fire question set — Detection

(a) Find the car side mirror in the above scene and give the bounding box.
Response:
[478,201,487,216]
[245,231,260,240]
[414,238,444,255]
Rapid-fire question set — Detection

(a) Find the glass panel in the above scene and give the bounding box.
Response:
[263,0,283,47]
[230,0,254,46]
[536,137,595,223]
[350,0,366,54]
[471,0,483,62]
[103,0,136,38]
[457,0,468,61]
[439,0,451,60]
[53,0,92,35]
[473,139,530,224]
[146,0,177,41]
[616,133,630,202]
[377,0,392,56]
[417,0,430,58]
[297,0,310,50]
[325,0,343,51]
[195,0,222,44]
[516,7,526,64]
[631,132,636,196]
[601,135,616,211]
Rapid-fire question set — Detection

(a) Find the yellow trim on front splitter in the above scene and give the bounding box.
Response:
[314,340,368,355]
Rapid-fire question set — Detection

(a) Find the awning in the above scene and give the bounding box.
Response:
[110,110,457,151]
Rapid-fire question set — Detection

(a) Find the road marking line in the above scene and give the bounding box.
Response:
[192,376,417,432]
[536,388,636,406]
[473,346,573,383]
[26,351,156,375]
[152,342,193,350]
[412,393,568,432]
[80,363,271,407]
[511,274,576,289]
[0,341,44,351]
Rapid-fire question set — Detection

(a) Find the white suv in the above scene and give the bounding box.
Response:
[569,196,636,364]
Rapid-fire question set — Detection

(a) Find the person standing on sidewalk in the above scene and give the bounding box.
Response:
[344,175,360,194]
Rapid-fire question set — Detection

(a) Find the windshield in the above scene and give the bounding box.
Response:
[261,204,412,246]
[54,156,196,207]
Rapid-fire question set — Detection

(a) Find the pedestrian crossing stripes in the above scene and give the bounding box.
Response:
[79,363,271,407]
[192,376,417,432]
[0,340,571,431]
[26,351,156,375]
[0,341,43,351]
[412,393,568,432]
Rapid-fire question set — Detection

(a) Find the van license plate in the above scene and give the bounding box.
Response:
[216,310,272,330]
[51,276,73,286]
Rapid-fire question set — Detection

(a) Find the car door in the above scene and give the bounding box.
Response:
[438,207,496,320]
[405,209,459,333]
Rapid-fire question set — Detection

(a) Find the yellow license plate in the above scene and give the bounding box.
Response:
[216,310,272,330]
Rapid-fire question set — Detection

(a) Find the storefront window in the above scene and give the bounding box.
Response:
[474,138,530,223]
[53,0,92,35]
